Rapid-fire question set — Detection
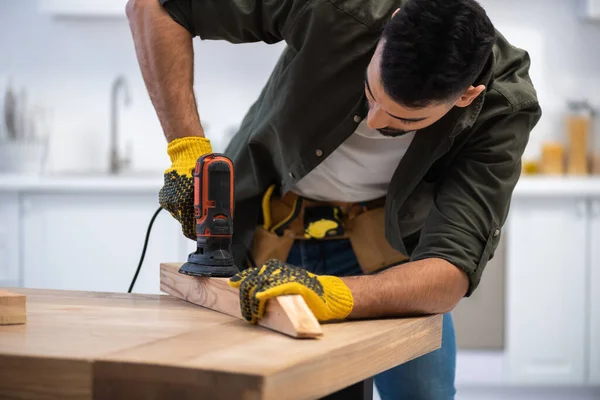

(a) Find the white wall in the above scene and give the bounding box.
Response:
[480,0,600,161]
[0,0,599,173]
[0,1,286,173]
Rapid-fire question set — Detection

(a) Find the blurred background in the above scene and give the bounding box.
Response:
[0,1,599,399]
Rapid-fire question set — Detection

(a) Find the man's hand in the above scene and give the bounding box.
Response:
[159,136,213,240]
[228,259,354,323]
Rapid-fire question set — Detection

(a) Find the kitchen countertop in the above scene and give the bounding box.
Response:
[513,176,600,197]
[0,172,164,193]
[1,173,600,196]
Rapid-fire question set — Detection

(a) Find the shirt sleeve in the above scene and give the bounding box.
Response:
[159,0,306,44]
[410,100,542,296]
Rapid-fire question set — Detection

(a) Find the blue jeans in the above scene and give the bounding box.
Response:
[286,239,457,400]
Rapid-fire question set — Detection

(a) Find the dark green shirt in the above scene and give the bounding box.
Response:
[161,0,542,295]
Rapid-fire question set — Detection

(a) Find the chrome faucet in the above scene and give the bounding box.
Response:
[110,75,132,174]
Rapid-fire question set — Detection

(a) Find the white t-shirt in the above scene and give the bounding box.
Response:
[291,120,416,202]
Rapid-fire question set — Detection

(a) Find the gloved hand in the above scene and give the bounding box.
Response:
[159,136,213,240]
[228,259,354,323]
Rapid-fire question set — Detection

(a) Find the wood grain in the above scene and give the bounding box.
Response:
[0,355,90,400]
[95,313,442,400]
[0,288,232,400]
[160,262,323,339]
[0,287,443,400]
[0,290,26,325]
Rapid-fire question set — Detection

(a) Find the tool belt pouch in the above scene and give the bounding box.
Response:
[347,207,409,274]
[249,226,295,267]
[249,190,299,267]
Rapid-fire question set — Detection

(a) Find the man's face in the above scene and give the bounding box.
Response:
[364,39,485,137]
[364,41,455,137]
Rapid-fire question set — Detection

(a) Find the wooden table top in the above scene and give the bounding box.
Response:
[0,288,442,400]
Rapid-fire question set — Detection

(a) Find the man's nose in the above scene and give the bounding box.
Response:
[366,104,389,129]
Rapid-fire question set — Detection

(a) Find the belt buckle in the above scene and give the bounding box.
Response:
[303,205,345,239]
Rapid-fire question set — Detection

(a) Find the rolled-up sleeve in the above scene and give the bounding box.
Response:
[410,100,542,296]
[159,0,307,43]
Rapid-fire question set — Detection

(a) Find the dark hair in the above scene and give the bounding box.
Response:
[380,0,496,108]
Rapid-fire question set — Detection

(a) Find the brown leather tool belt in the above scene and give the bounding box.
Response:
[249,185,408,274]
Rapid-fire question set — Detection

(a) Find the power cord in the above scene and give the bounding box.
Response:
[128,206,163,293]
[127,205,256,293]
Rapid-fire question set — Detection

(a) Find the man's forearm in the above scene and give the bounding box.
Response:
[126,0,203,142]
[342,258,469,318]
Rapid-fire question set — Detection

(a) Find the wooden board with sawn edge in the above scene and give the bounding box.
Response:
[0,275,442,399]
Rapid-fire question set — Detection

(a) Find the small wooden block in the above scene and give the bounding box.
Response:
[160,263,323,339]
[0,290,26,325]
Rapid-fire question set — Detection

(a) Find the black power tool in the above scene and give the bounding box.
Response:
[178,153,240,278]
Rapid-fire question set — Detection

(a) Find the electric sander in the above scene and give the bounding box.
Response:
[178,153,240,278]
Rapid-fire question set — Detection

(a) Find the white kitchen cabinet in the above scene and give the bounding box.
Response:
[21,193,188,294]
[589,200,600,385]
[506,198,587,385]
[39,0,128,17]
[0,193,21,287]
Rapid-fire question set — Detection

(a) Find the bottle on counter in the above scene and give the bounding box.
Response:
[591,106,600,175]
[540,141,565,175]
[566,100,594,176]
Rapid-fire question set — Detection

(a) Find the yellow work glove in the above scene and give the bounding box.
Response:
[228,259,354,323]
[158,137,213,240]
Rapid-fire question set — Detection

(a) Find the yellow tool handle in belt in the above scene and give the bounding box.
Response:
[261,184,277,230]
[261,184,303,234]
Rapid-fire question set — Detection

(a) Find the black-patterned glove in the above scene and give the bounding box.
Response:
[228,259,354,323]
[158,137,213,240]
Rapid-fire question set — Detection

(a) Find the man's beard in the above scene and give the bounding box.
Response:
[377,128,412,137]
[365,101,413,137]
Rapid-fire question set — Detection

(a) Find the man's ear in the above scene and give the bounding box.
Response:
[455,85,486,107]
[392,8,400,18]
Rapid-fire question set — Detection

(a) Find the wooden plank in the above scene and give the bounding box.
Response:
[160,263,323,339]
[0,290,26,325]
